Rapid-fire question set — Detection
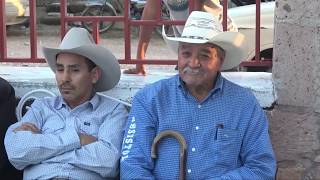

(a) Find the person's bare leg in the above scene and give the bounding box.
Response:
[123,64,146,75]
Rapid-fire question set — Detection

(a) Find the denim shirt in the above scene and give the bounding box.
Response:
[121,74,276,179]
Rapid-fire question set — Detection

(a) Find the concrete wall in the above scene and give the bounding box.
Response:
[269,0,320,179]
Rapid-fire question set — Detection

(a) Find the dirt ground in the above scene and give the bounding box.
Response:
[5,22,177,72]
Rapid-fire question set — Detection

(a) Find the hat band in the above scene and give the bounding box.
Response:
[181,35,210,40]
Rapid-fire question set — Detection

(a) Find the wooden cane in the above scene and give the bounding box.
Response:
[151,130,187,180]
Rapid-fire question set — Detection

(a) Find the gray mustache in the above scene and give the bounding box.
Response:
[182,67,203,74]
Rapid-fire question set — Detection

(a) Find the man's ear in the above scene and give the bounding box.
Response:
[220,57,225,65]
[91,67,102,84]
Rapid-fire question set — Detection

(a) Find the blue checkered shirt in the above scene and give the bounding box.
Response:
[5,93,128,180]
[121,74,276,179]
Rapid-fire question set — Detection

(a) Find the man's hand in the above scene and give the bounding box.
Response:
[79,133,97,146]
[13,122,40,134]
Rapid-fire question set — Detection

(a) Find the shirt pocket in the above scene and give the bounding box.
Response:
[214,128,241,167]
[77,118,100,137]
[42,118,65,134]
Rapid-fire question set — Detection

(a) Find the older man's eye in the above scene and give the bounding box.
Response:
[199,54,211,59]
[181,51,191,57]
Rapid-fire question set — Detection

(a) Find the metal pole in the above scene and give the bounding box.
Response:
[0,0,7,61]
[60,0,67,39]
[92,21,100,44]
[124,0,131,63]
[29,0,37,62]
[255,0,261,62]
[222,0,228,31]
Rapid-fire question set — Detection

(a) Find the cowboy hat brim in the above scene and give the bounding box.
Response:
[43,45,121,92]
[162,26,248,71]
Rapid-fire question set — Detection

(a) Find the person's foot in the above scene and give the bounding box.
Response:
[123,68,146,76]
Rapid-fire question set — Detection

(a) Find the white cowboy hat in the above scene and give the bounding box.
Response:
[43,27,120,92]
[162,11,248,70]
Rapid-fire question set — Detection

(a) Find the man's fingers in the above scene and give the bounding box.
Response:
[13,126,27,132]
[79,133,97,145]
[13,123,40,133]
[23,123,40,132]
[20,124,37,132]
[14,124,32,131]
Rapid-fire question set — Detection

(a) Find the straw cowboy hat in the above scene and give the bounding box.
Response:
[162,11,248,70]
[43,27,120,92]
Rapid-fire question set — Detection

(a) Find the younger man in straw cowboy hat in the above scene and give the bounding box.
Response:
[121,11,276,179]
[5,27,128,179]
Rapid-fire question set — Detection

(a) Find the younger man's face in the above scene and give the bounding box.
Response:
[55,53,100,108]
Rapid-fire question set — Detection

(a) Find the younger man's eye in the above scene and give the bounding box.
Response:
[56,67,63,72]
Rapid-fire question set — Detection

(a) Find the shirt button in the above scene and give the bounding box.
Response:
[192,148,196,152]
[195,126,199,130]
[187,169,192,173]
[198,105,201,108]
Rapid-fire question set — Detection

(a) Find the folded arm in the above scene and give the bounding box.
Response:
[5,121,80,170]
[43,103,128,178]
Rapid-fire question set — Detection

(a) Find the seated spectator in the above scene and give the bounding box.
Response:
[5,27,128,180]
[0,77,22,180]
[121,11,276,179]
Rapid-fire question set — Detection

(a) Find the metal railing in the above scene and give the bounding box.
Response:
[0,0,272,69]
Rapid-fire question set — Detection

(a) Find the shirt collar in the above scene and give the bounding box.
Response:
[89,93,99,110]
[54,93,99,110]
[54,96,64,110]
[211,72,224,93]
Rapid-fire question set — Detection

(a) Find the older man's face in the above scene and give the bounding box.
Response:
[178,43,224,89]
[55,53,100,108]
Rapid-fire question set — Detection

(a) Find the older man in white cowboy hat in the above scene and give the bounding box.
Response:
[121,11,276,179]
[5,27,128,180]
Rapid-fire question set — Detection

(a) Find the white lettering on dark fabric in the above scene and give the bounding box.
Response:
[121,116,136,161]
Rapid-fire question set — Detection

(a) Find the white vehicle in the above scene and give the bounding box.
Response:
[228,2,275,71]
[5,0,29,26]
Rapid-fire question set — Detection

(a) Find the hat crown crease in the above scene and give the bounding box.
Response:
[181,11,223,40]
[59,29,95,49]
